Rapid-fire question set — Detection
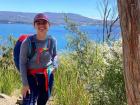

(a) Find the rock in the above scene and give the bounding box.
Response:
[16,97,23,105]
[0,93,17,105]
[0,93,11,99]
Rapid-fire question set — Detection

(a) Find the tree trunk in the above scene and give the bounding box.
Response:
[117,0,140,105]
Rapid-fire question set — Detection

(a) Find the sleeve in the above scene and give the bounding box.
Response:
[20,39,29,86]
[52,38,58,70]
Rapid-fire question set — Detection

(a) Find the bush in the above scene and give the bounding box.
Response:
[0,36,21,95]
[54,54,91,105]
[58,19,127,105]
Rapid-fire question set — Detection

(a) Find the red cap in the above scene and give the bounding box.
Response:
[34,13,49,23]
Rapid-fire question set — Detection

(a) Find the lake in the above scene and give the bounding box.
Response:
[0,23,121,50]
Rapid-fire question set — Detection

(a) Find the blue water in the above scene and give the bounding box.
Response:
[0,23,121,50]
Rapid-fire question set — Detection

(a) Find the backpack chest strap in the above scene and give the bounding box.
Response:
[36,48,49,64]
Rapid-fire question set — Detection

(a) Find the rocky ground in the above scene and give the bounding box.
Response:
[0,93,18,105]
[0,91,53,105]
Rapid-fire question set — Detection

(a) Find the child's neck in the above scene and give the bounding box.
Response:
[36,33,47,40]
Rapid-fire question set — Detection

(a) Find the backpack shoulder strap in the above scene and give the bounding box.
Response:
[47,35,54,49]
[27,35,36,60]
[47,35,56,56]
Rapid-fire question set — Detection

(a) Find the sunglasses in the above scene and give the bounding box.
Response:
[35,20,48,25]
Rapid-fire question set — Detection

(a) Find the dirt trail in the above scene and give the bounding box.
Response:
[0,93,17,105]
[0,93,53,105]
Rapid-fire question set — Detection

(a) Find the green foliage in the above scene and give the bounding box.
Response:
[58,18,127,105]
[54,54,91,105]
[90,42,126,105]
[0,35,21,95]
[0,69,21,95]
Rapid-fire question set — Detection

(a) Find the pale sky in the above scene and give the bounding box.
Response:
[0,0,117,19]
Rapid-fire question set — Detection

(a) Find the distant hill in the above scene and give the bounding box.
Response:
[0,11,102,25]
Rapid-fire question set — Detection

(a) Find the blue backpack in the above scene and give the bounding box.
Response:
[13,34,34,71]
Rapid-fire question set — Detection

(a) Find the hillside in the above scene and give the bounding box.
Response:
[0,11,102,25]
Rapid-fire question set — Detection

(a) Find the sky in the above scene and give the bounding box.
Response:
[0,0,117,19]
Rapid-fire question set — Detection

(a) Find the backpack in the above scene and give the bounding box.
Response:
[13,34,52,72]
[13,34,28,71]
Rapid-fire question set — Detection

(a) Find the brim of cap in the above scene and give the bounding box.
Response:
[34,18,49,22]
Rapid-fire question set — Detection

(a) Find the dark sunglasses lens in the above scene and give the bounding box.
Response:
[36,21,47,25]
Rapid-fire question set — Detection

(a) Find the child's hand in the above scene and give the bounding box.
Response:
[22,85,30,98]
